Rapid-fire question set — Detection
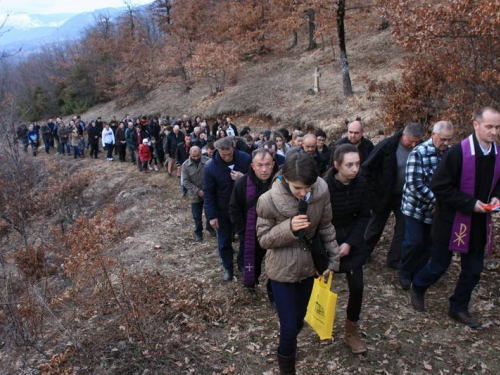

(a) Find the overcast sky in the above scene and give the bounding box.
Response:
[1,0,152,15]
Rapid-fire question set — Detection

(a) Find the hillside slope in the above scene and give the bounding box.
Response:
[77,28,401,135]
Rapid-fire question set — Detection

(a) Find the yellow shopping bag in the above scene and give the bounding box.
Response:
[304,273,337,340]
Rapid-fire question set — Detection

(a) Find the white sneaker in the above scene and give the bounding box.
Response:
[154,166,158,171]
[148,165,153,171]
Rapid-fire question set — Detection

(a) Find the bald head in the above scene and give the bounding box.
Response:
[347,121,363,145]
[189,146,202,162]
[302,134,317,156]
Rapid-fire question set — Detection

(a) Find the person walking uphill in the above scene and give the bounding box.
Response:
[399,121,454,290]
[256,151,340,375]
[203,137,251,281]
[362,122,424,268]
[102,123,115,161]
[410,107,500,328]
[324,144,371,354]
[229,148,277,297]
[182,146,215,242]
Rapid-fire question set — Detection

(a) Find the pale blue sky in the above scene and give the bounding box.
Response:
[0,0,152,15]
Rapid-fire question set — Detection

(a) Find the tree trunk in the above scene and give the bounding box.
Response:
[336,0,353,96]
[307,9,317,50]
[289,30,298,50]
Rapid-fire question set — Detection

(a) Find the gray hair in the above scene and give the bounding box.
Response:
[214,137,234,150]
[303,134,317,142]
[403,122,424,138]
[432,121,453,134]
[190,146,201,155]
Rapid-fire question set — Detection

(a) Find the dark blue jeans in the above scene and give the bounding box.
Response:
[43,137,51,153]
[271,277,314,356]
[216,217,242,271]
[399,215,432,281]
[105,143,113,159]
[60,140,70,155]
[191,202,211,237]
[412,241,484,312]
[73,145,81,159]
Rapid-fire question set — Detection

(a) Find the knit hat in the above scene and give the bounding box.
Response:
[143,138,149,144]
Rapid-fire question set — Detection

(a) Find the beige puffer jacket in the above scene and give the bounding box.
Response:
[256,177,340,283]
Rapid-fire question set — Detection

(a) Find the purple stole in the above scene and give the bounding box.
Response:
[243,177,257,287]
[449,135,500,255]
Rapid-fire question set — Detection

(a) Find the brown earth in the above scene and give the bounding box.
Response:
[3,149,499,374]
[69,28,401,137]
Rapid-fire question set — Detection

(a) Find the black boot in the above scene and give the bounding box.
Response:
[277,351,296,375]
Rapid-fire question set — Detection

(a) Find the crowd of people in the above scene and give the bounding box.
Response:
[15,108,500,374]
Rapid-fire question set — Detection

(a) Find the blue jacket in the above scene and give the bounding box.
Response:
[204,149,251,220]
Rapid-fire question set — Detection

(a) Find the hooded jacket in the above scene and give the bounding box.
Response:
[256,177,340,283]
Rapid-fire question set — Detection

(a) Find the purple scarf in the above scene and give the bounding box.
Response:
[243,177,257,287]
[449,135,500,255]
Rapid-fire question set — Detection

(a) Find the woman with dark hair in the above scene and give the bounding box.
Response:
[271,131,288,157]
[216,128,227,139]
[323,144,370,354]
[256,151,340,374]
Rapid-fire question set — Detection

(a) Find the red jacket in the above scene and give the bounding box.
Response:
[139,144,152,162]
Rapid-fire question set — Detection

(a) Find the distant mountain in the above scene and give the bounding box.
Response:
[0,4,152,56]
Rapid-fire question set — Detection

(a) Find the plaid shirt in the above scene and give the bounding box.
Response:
[402,138,446,224]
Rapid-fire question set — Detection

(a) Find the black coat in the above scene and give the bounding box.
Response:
[175,143,191,166]
[324,170,371,272]
[88,126,101,144]
[131,130,150,149]
[430,134,500,250]
[333,137,375,165]
[165,132,185,157]
[149,121,161,141]
[361,130,402,212]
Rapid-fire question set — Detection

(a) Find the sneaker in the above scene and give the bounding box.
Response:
[208,229,217,238]
[448,309,482,328]
[148,165,153,171]
[410,284,425,312]
[154,165,158,171]
[194,233,203,242]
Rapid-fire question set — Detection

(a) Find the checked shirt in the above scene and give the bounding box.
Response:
[402,138,446,224]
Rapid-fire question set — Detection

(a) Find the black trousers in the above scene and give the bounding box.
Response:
[90,142,99,158]
[345,267,364,322]
[364,194,405,268]
[117,144,126,161]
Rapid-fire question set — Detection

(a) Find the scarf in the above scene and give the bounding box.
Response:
[243,177,257,287]
[449,135,500,255]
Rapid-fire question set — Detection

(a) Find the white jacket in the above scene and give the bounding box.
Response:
[102,128,115,146]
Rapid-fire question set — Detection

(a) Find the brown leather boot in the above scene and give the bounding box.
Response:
[277,350,296,375]
[344,318,367,354]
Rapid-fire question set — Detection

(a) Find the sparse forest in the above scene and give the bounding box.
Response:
[2,0,500,374]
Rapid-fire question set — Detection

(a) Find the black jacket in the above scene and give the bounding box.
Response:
[229,169,274,235]
[333,137,375,165]
[324,170,371,272]
[131,130,150,149]
[361,130,403,212]
[88,126,100,144]
[430,134,500,250]
[149,121,161,141]
[175,143,191,166]
[165,131,185,157]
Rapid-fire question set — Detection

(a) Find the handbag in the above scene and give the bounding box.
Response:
[304,273,337,340]
[306,231,329,274]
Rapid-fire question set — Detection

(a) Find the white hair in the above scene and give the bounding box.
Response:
[432,121,453,134]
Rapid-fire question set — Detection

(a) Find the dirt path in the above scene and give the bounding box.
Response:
[7,151,500,374]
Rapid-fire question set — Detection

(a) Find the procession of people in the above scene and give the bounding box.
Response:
[15,107,500,375]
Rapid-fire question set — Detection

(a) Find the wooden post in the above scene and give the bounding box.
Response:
[313,67,321,93]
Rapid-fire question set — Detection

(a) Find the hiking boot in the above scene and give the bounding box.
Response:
[448,309,482,328]
[344,319,367,354]
[208,229,217,238]
[277,350,296,375]
[194,233,203,243]
[223,269,233,282]
[410,284,425,312]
